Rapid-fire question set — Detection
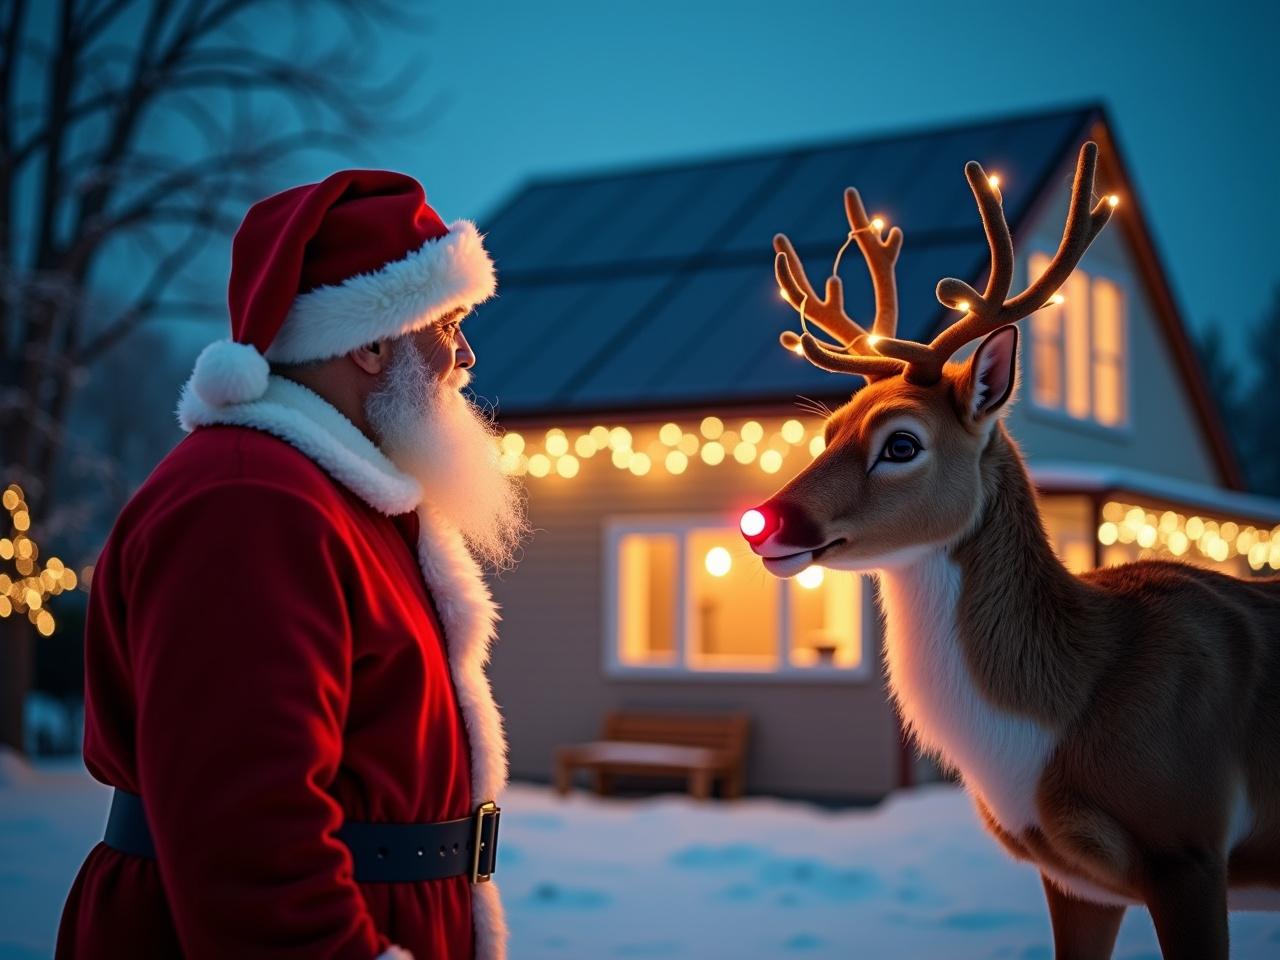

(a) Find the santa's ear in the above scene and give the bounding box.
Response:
[350,341,387,375]
[962,325,1018,424]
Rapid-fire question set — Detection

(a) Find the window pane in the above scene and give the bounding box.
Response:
[1092,278,1125,426]
[1028,252,1063,409]
[787,567,862,668]
[617,533,678,665]
[686,529,778,670]
[1039,495,1094,573]
[1064,270,1091,419]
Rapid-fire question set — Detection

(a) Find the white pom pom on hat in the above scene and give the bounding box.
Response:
[190,339,270,407]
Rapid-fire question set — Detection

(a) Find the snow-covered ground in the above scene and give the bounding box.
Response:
[3,753,1279,959]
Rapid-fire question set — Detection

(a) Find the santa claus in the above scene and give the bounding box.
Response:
[56,170,528,959]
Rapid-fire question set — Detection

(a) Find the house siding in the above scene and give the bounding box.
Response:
[487,424,902,801]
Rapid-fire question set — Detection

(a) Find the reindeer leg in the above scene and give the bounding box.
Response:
[1140,852,1229,960]
[1041,873,1125,960]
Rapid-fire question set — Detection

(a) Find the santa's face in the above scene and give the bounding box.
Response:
[364,324,529,571]
[405,305,475,386]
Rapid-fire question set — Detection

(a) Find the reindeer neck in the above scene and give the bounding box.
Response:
[878,425,1108,731]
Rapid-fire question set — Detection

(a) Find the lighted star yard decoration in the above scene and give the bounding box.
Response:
[0,484,80,637]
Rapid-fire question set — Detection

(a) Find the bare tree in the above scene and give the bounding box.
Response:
[0,0,435,752]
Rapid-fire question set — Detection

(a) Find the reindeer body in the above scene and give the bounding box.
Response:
[747,142,1280,956]
[877,424,1280,915]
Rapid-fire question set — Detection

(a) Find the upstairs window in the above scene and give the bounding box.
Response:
[1028,252,1127,428]
[607,518,866,678]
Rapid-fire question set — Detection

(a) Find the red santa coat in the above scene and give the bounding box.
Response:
[57,376,509,959]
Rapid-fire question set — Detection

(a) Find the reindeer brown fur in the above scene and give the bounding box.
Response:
[743,142,1280,960]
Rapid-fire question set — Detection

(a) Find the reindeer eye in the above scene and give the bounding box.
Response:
[881,431,921,462]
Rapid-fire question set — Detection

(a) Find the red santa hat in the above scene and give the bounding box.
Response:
[188,169,497,408]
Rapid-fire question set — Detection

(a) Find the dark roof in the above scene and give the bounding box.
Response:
[467,105,1102,418]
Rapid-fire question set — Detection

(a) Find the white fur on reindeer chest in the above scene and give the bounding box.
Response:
[877,550,1057,835]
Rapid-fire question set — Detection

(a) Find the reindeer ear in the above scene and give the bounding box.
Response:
[964,325,1018,422]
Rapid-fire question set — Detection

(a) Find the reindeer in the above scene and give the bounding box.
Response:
[740,142,1280,960]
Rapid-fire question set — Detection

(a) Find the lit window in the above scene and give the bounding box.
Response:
[1039,495,1095,573]
[616,533,678,666]
[1027,252,1127,427]
[1091,277,1125,426]
[608,520,865,676]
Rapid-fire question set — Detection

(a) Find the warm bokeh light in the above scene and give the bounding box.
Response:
[0,482,88,638]
[497,417,840,482]
[704,546,733,577]
[1099,499,1280,571]
[870,216,885,232]
[796,565,825,589]
[545,429,569,457]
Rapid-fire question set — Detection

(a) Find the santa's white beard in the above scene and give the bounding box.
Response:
[365,341,529,570]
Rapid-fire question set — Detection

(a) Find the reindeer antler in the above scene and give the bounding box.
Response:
[777,141,1117,386]
[773,187,906,381]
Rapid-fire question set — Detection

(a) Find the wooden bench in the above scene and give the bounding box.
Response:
[554,711,750,800]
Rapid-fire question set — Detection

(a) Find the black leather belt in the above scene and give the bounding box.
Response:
[103,789,500,883]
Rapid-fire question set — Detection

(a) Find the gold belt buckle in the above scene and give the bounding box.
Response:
[470,800,500,883]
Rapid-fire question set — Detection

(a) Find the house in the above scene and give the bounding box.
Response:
[465,104,1280,802]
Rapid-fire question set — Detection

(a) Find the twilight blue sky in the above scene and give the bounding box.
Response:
[303,0,1277,358]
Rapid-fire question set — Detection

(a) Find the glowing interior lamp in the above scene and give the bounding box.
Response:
[987,174,1001,189]
[739,509,767,538]
[1107,194,1120,208]
[870,216,886,232]
[790,341,804,355]
[705,546,733,578]
[956,300,971,313]
[796,565,825,589]
[1049,293,1066,306]
[866,334,881,347]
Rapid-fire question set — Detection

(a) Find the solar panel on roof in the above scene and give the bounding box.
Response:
[472,106,1098,416]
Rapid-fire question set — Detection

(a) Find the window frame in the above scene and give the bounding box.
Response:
[1025,251,1133,435]
[602,514,874,683]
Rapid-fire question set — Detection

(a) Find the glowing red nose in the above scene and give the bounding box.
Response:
[740,508,778,543]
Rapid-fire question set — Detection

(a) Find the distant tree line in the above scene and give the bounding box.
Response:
[0,0,432,753]
[1195,286,1280,498]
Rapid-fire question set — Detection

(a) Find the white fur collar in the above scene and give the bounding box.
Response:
[178,374,422,515]
[877,549,1055,836]
[177,373,508,959]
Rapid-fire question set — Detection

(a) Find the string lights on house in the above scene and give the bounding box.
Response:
[0,484,88,637]
[1097,501,1280,571]
[498,417,828,482]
